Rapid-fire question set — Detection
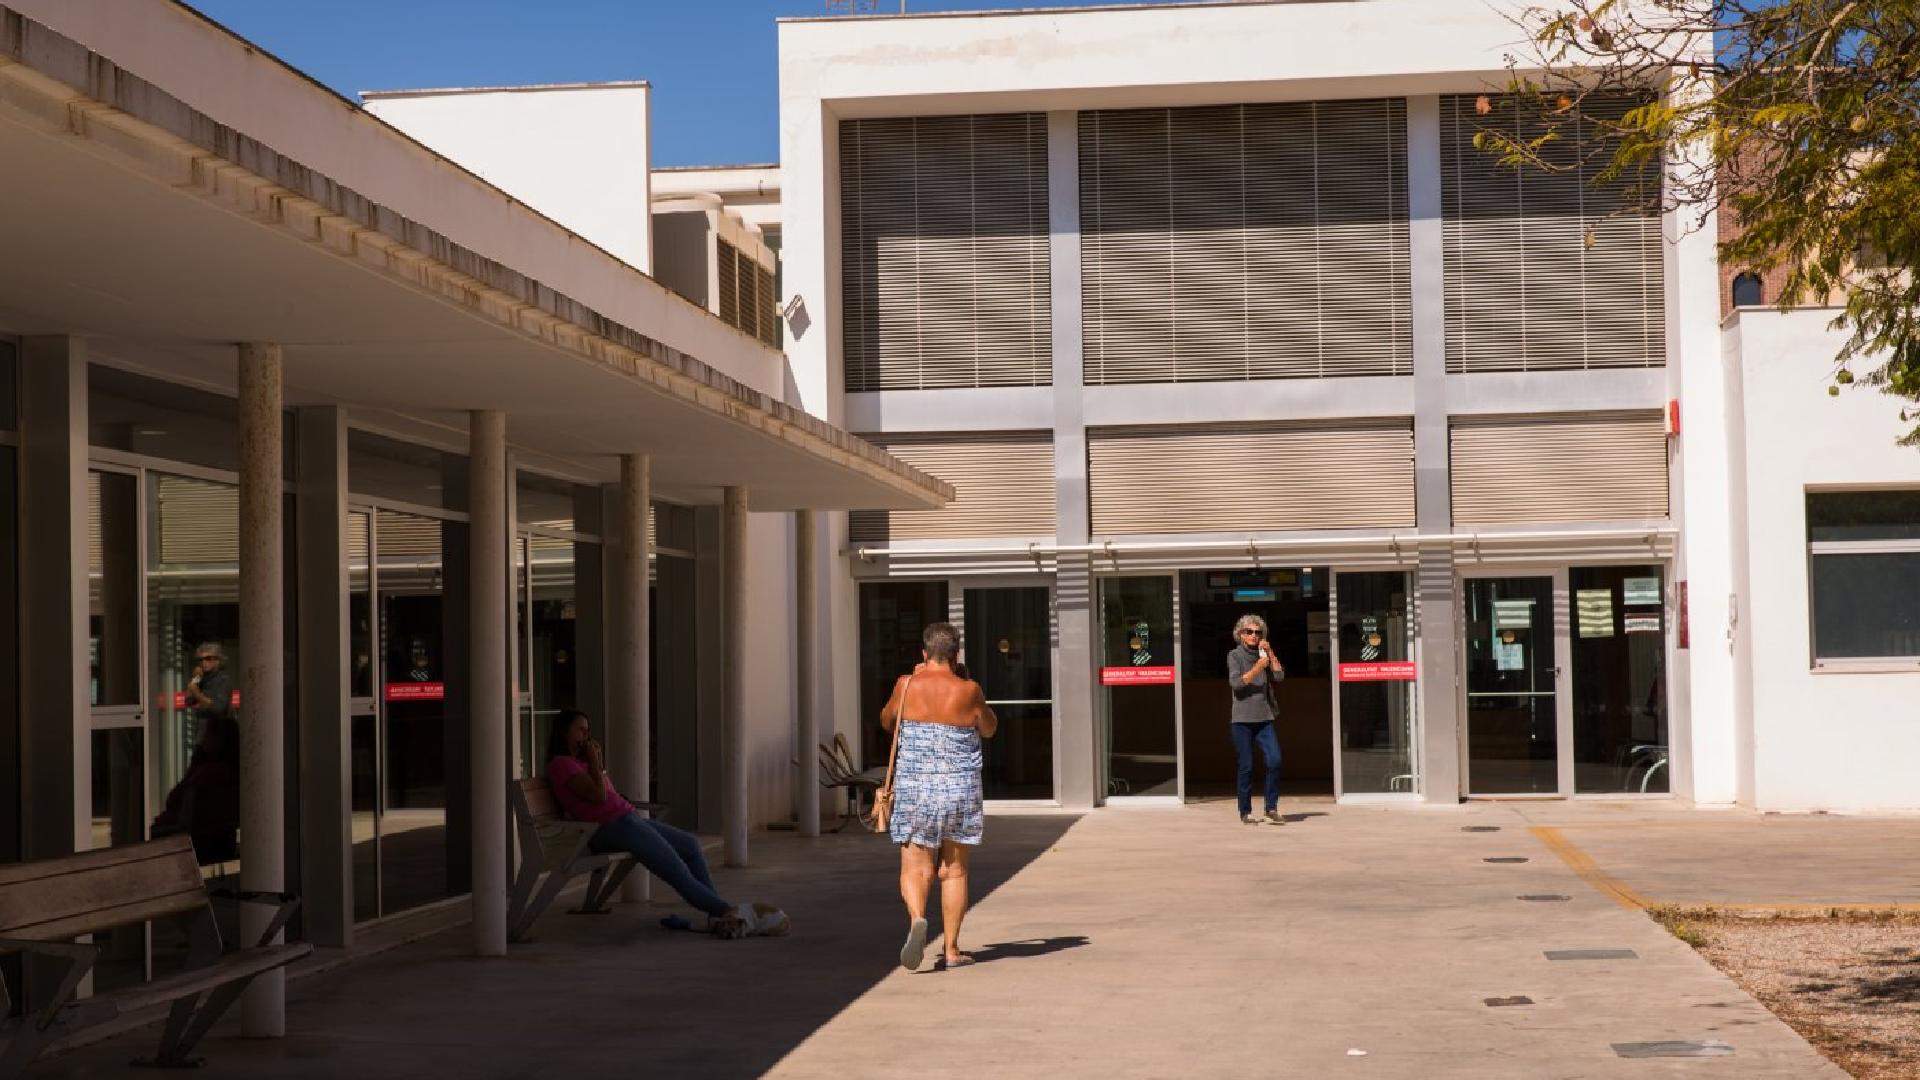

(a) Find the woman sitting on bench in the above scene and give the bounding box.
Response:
[545,710,788,939]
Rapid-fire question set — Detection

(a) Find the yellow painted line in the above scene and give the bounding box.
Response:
[1528,826,1649,910]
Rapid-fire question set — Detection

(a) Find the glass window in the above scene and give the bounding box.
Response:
[1335,571,1418,794]
[516,471,576,531]
[89,471,143,707]
[1807,491,1920,661]
[88,365,273,475]
[0,446,18,868]
[348,429,464,512]
[147,473,240,802]
[88,728,149,993]
[1731,272,1765,308]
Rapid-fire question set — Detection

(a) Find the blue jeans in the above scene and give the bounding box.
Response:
[1231,721,1282,816]
[589,812,731,917]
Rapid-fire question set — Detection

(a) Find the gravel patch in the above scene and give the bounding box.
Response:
[1652,909,1920,1080]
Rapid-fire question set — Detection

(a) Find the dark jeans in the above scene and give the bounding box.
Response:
[1231,721,1282,816]
[589,812,731,917]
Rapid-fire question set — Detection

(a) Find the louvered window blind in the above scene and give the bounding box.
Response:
[1086,420,1416,535]
[1440,93,1665,373]
[717,238,741,331]
[848,432,1056,542]
[757,263,780,347]
[1079,99,1411,384]
[840,114,1052,392]
[1449,411,1669,525]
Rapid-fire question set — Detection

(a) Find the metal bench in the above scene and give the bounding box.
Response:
[0,834,310,1074]
[507,778,667,943]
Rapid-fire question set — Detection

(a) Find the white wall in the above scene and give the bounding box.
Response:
[366,85,654,276]
[1727,308,1920,811]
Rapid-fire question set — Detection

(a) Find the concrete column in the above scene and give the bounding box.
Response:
[693,506,724,832]
[612,456,652,901]
[721,487,749,867]
[794,511,821,836]
[468,411,509,956]
[1047,110,1098,809]
[17,336,87,862]
[1406,96,1463,804]
[295,407,351,949]
[235,343,286,1036]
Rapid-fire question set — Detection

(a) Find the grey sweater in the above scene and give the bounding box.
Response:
[1226,645,1281,723]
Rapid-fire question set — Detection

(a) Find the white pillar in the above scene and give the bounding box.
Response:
[613,455,652,902]
[236,342,285,1037]
[468,411,509,956]
[722,487,750,867]
[795,511,821,837]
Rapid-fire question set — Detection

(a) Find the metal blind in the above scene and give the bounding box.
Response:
[840,114,1052,391]
[1440,94,1665,373]
[717,238,740,330]
[757,264,779,347]
[1086,419,1416,534]
[154,475,238,565]
[1079,99,1411,384]
[1449,411,1669,525]
[848,431,1056,542]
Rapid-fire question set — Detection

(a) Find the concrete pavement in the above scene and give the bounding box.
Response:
[35,801,1871,1079]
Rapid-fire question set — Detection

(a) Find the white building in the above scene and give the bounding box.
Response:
[774,0,1920,812]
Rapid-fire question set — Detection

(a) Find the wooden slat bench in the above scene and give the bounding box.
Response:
[0,834,310,1074]
[506,778,657,943]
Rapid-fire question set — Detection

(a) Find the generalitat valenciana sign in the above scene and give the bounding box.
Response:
[1337,661,1417,682]
[1100,666,1175,686]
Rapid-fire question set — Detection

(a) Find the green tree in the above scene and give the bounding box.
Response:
[1479,1,1920,441]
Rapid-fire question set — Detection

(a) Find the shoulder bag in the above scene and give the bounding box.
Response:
[866,674,911,834]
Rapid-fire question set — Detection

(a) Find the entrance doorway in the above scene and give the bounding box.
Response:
[1179,568,1334,799]
[1462,565,1670,796]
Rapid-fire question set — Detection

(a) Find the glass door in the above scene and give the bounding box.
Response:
[1463,574,1566,795]
[1097,576,1180,799]
[962,585,1054,800]
[89,467,149,991]
[1333,571,1418,795]
[1570,565,1669,793]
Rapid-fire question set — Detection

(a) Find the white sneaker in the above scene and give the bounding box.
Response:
[746,902,790,937]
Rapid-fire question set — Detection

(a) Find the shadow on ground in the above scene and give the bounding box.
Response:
[36,815,1080,1080]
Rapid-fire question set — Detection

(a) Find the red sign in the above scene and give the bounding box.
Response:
[1677,580,1690,650]
[168,690,241,709]
[1338,661,1418,682]
[385,681,446,702]
[1100,666,1175,686]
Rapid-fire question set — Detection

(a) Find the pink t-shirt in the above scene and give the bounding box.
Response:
[547,756,633,826]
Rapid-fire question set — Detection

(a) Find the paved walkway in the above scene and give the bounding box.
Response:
[39,801,1905,1079]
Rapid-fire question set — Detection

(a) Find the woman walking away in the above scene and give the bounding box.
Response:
[879,622,998,971]
[546,710,788,939]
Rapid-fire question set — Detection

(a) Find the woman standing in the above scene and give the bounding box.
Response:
[878,622,998,971]
[1227,613,1285,824]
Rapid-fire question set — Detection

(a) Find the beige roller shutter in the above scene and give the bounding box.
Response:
[1079,99,1411,384]
[840,114,1052,392]
[1440,93,1664,373]
[154,475,238,565]
[849,432,1055,542]
[1087,419,1415,535]
[1450,411,1669,525]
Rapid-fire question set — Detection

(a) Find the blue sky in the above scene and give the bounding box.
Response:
[185,0,1186,167]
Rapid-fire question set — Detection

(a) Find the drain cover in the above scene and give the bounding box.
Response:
[1461,826,1501,833]
[1484,857,1529,864]
[1612,1041,1734,1059]
[1518,894,1571,902]
[1545,949,1637,961]
[1484,996,1533,1007]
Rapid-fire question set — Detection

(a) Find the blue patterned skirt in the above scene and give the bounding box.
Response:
[888,721,985,849]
